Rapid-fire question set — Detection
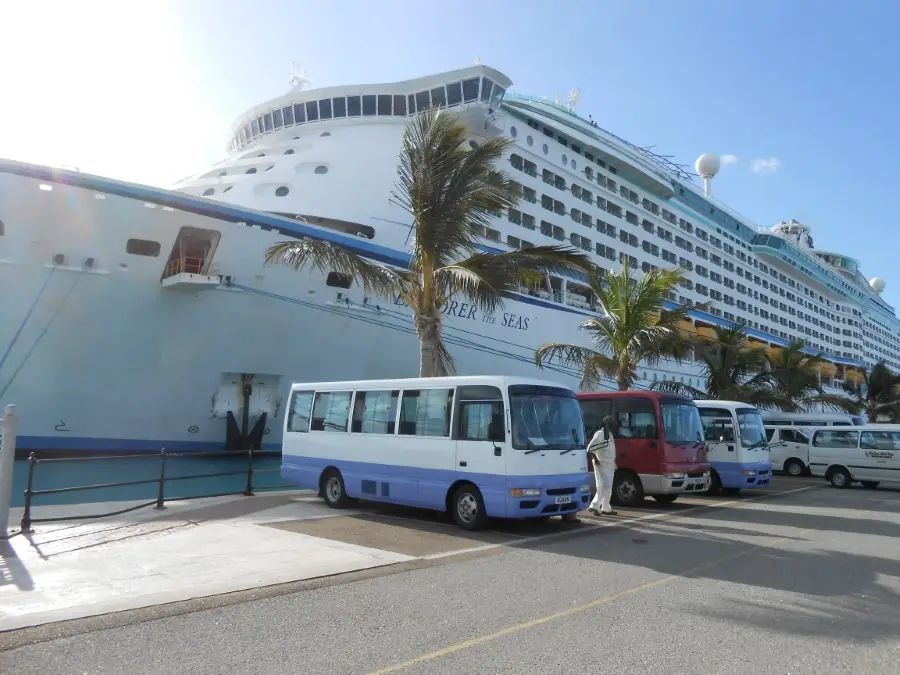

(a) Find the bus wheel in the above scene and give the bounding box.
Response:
[321,469,351,509]
[707,471,722,496]
[451,484,488,531]
[784,458,806,477]
[612,471,644,507]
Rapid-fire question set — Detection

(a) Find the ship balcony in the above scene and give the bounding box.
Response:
[161,256,224,291]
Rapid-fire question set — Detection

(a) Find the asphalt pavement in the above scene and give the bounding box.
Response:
[2,477,899,675]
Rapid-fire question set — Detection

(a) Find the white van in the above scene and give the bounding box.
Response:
[808,425,900,489]
[764,426,811,476]
[761,411,863,427]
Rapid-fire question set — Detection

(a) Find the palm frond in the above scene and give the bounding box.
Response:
[650,380,706,399]
[534,342,618,391]
[265,239,404,298]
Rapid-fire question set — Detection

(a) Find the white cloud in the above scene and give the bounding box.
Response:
[721,154,739,165]
[749,157,782,174]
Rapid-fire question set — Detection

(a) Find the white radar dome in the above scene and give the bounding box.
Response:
[870,277,886,293]
[695,153,721,179]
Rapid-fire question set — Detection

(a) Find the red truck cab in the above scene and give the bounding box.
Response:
[577,391,710,506]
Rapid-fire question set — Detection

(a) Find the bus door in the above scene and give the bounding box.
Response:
[453,385,508,511]
[610,396,662,477]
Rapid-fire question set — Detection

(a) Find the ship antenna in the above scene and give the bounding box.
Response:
[567,88,581,111]
[289,62,310,90]
[474,56,481,65]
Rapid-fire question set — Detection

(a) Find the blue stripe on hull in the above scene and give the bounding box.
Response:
[282,455,590,519]
[14,434,281,454]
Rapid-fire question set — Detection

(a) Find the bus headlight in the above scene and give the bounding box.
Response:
[510,488,541,497]
[580,484,592,493]
[663,472,686,479]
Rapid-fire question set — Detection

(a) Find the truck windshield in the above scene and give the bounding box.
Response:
[660,400,704,444]
[737,408,767,447]
[509,385,585,451]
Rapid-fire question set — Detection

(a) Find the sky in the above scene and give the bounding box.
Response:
[2,0,899,307]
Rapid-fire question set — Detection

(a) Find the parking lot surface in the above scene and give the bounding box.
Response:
[2,477,898,674]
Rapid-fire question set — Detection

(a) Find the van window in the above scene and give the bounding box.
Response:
[699,408,735,442]
[765,428,776,442]
[580,399,612,437]
[351,390,400,434]
[859,431,900,451]
[812,430,859,448]
[311,391,352,432]
[782,429,809,444]
[287,390,314,432]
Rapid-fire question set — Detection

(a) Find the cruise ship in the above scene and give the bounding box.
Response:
[1,64,897,454]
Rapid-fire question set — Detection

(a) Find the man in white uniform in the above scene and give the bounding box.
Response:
[587,415,618,516]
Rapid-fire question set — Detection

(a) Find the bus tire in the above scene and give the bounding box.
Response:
[320,468,351,509]
[707,471,722,496]
[784,458,806,477]
[652,495,678,504]
[827,466,852,489]
[451,484,488,531]
[612,471,644,507]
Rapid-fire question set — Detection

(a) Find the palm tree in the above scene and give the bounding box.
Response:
[765,340,859,413]
[265,107,594,376]
[651,323,790,408]
[842,362,900,422]
[534,263,693,390]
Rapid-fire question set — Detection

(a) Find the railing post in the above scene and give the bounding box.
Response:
[20,453,37,534]
[0,405,19,539]
[243,446,254,496]
[156,449,168,510]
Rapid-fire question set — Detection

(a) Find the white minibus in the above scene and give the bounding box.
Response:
[695,401,773,494]
[281,376,591,530]
[808,425,900,489]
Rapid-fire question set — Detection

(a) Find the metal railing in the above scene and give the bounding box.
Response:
[163,256,207,278]
[19,448,292,533]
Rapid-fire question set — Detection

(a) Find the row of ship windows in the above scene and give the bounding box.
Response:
[231,76,506,151]
[506,151,894,348]
[516,112,876,311]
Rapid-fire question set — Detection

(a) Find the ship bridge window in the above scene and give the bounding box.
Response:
[378,94,392,115]
[319,99,333,119]
[480,78,493,102]
[264,112,273,131]
[333,97,347,118]
[447,81,462,106]
[283,105,295,125]
[0,219,4,235]
[306,101,319,122]
[293,103,306,124]
[462,77,479,102]
[415,90,430,112]
[347,95,361,116]
[251,119,260,136]
[273,108,284,129]
[246,168,257,174]
[407,94,416,114]
[362,94,376,115]
[202,188,215,196]
[126,238,161,257]
[393,95,406,116]
[430,86,446,108]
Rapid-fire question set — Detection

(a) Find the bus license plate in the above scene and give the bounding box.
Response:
[555,495,571,504]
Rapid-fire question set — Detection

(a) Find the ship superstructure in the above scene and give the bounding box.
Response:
[0,64,896,454]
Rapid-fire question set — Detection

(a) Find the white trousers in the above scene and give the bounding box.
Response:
[590,462,615,512]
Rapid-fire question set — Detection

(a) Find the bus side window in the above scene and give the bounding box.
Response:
[580,399,611,437]
[458,401,505,442]
[287,390,315,432]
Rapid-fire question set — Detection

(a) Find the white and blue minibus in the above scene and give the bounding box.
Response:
[695,401,773,494]
[281,376,591,530]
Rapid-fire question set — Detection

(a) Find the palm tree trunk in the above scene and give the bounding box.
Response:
[617,367,628,391]
[415,311,446,377]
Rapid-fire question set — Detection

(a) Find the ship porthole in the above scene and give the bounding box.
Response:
[275,186,290,197]
[314,165,328,174]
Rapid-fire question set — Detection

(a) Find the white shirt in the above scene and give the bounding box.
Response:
[588,427,617,470]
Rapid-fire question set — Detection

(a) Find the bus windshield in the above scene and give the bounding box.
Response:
[509,385,585,451]
[737,408,767,447]
[660,400,704,444]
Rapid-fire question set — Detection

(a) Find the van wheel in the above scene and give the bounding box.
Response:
[861,481,880,490]
[612,471,644,507]
[451,484,488,531]
[652,495,678,504]
[784,458,806,477]
[828,467,852,489]
[707,471,722,496]
[321,469,351,508]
